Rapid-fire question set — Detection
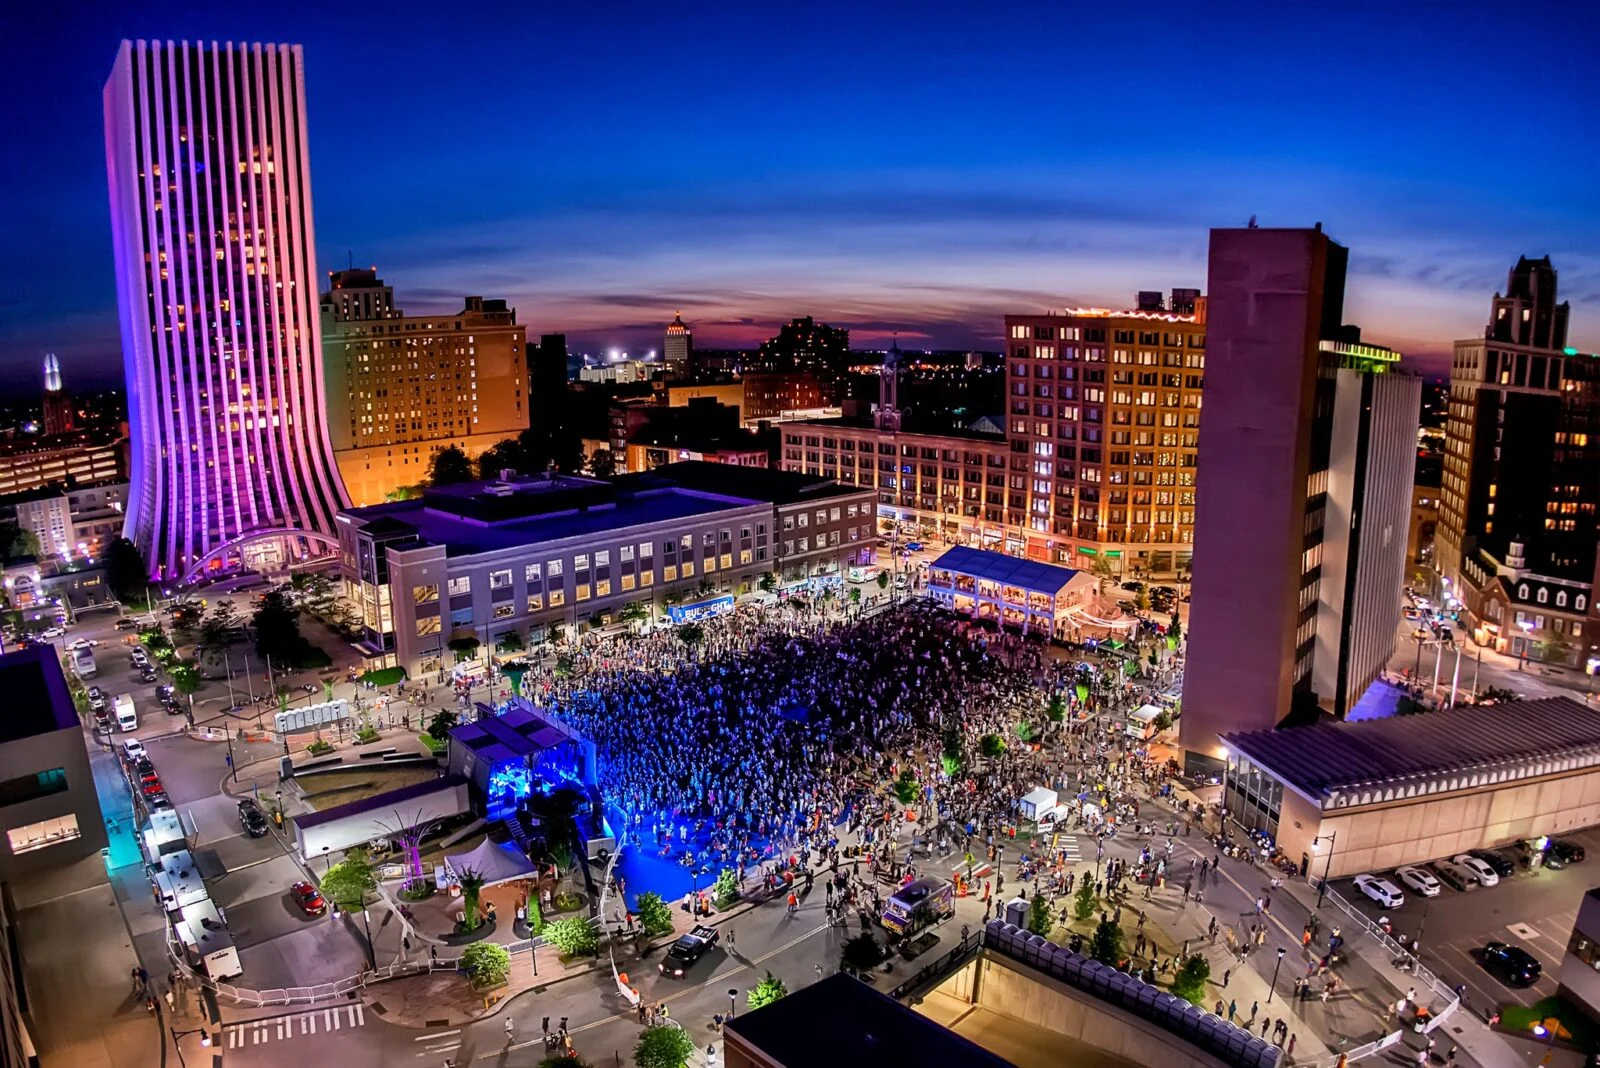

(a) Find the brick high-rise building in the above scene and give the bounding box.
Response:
[321,268,528,506]
[41,355,74,436]
[1002,290,1207,572]
[1180,226,1419,771]
[104,40,348,579]
[664,313,693,376]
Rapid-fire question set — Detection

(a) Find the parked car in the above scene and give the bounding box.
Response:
[1467,849,1517,878]
[157,685,181,713]
[129,648,150,667]
[1548,839,1587,864]
[290,881,327,916]
[1352,873,1405,909]
[237,800,269,837]
[1453,854,1499,887]
[139,666,158,684]
[659,924,720,977]
[1394,865,1441,897]
[66,638,97,651]
[120,738,147,763]
[1121,580,1145,592]
[87,686,106,712]
[1431,860,1479,892]
[1481,941,1542,987]
[39,627,66,640]
[115,618,140,631]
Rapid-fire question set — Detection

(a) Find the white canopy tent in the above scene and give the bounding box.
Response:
[442,837,539,888]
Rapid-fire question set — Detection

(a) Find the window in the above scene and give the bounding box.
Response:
[526,593,544,612]
[417,615,441,637]
[1580,595,1588,612]
[639,570,654,588]
[412,584,439,604]
[797,513,808,528]
[574,553,590,572]
[524,563,542,583]
[548,589,565,607]
[620,545,634,562]
[1557,591,1568,608]
[621,573,635,590]
[450,606,473,626]
[680,534,693,551]
[1537,587,1548,604]
[548,559,563,577]
[0,767,68,808]
[447,576,471,596]
[639,541,653,559]
[7,814,80,855]
[681,561,695,577]
[595,550,610,568]
[576,584,591,602]
[489,569,512,590]
[663,565,677,582]
[492,603,515,620]
[740,549,752,565]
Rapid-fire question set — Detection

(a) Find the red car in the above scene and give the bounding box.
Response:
[290,881,327,916]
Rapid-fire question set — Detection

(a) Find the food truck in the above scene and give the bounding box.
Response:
[880,876,955,937]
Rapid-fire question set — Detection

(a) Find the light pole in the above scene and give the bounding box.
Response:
[1517,618,1535,671]
[727,987,738,1020]
[1313,832,1337,909]
[1266,946,1285,1004]
[168,1025,213,1068]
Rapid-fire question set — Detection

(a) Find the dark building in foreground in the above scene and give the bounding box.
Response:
[0,646,106,877]
[1180,226,1419,768]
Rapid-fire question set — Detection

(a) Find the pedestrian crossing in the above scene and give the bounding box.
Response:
[224,1003,366,1048]
[1054,832,1083,863]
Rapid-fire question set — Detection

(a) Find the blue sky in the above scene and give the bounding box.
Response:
[1,0,1596,391]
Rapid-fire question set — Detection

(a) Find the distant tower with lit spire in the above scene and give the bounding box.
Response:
[41,354,74,436]
[876,337,903,432]
[664,312,693,376]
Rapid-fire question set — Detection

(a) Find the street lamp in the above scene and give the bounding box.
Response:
[1266,946,1285,1004]
[727,987,738,1020]
[1312,832,1337,909]
[1518,618,1535,671]
[168,1026,213,1068]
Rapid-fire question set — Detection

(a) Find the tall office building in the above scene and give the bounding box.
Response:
[1003,290,1207,571]
[41,355,74,436]
[1436,258,1600,668]
[103,40,348,580]
[1179,226,1418,770]
[664,313,693,376]
[321,268,529,506]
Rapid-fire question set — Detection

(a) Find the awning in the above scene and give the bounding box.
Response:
[443,837,538,888]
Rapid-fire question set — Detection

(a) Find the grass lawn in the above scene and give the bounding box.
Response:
[1500,996,1599,1050]
[417,732,448,754]
[361,666,407,687]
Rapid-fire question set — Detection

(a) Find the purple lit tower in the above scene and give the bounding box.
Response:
[103,40,348,580]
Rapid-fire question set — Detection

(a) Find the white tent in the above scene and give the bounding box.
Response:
[1018,787,1059,822]
[443,838,538,888]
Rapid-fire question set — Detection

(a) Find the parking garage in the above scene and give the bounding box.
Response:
[1219,696,1600,879]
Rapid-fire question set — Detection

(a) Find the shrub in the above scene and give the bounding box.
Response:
[418,733,448,755]
[979,733,1006,758]
[711,867,740,907]
[940,753,963,778]
[426,709,460,739]
[1072,878,1097,922]
[1169,954,1211,1004]
[1027,891,1053,936]
[355,727,380,744]
[1091,920,1124,967]
[892,777,917,805]
[319,858,376,910]
[399,880,435,902]
[552,890,583,912]
[306,739,334,757]
[1015,721,1035,742]
[635,891,674,936]
[1046,694,1066,722]
[543,916,598,957]
[459,941,511,988]
[633,1024,694,1068]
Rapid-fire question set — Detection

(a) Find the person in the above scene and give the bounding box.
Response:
[505,1018,514,1041]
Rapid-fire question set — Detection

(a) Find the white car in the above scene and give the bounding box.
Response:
[1394,865,1441,897]
[1454,854,1499,887]
[119,738,146,763]
[1352,873,1406,909]
[67,638,98,650]
[39,626,66,639]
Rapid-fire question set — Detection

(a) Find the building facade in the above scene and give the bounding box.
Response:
[321,268,529,505]
[104,40,349,580]
[0,481,128,564]
[41,355,74,437]
[0,647,108,877]
[0,429,126,498]
[1435,258,1600,666]
[743,371,829,421]
[1181,227,1418,767]
[337,464,874,674]
[1001,290,1206,571]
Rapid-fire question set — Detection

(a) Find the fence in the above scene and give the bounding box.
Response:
[177,946,467,1008]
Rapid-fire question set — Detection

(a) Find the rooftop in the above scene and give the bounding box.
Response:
[0,646,80,743]
[785,414,1006,444]
[724,971,1010,1068]
[633,460,867,506]
[448,703,579,765]
[1222,696,1600,807]
[930,546,1082,596]
[292,774,468,831]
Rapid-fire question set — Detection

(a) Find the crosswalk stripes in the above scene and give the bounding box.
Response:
[1053,832,1083,863]
[225,1003,366,1048]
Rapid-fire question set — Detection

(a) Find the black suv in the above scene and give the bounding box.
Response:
[1548,839,1587,864]
[237,799,269,838]
[1482,941,1541,987]
[1468,849,1516,878]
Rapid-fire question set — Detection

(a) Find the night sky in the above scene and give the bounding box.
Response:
[2,0,1596,392]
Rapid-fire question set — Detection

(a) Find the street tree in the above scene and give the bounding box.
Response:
[538,1056,589,1068]
[458,869,486,931]
[476,438,527,480]
[876,570,890,591]
[747,971,788,1010]
[633,1024,694,1068]
[252,590,306,667]
[1169,608,1182,640]
[1072,878,1097,922]
[460,941,511,987]
[428,445,475,486]
[840,932,886,974]
[1089,554,1116,595]
[634,891,673,936]
[1090,920,1124,967]
[618,600,648,627]
[677,623,705,647]
[587,448,618,478]
[1026,891,1053,936]
[103,537,150,603]
[425,709,459,740]
[319,857,376,910]
[758,572,777,593]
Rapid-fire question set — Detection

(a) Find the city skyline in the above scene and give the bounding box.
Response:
[2,1,1599,393]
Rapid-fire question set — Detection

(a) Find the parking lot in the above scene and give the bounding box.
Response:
[1329,824,1600,1013]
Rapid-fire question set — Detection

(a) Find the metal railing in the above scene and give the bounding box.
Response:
[167,938,468,1008]
[885,929,984,1000]
[1308,877,1461,1025]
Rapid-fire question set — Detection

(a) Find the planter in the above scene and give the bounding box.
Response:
[441,913,497,945]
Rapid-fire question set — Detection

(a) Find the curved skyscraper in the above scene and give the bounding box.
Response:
[103,40,348,581]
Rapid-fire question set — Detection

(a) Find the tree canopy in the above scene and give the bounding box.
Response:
[428,445,475,486]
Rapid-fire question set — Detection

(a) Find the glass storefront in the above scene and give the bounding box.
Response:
[1224,755,1284,840]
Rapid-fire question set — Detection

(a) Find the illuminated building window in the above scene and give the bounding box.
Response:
[8,814,80,855]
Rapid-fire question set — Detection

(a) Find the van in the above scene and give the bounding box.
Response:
[114,693,138,733]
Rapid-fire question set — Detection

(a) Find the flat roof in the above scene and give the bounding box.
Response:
[449,704,575,765]
[292,774,467,831]
[784,415,1006,444]
[0,645,80,742]
[725,971,1010,1068]
[930,545,1081,596]
[638,460,867,505]
[1223,696,1600,805]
